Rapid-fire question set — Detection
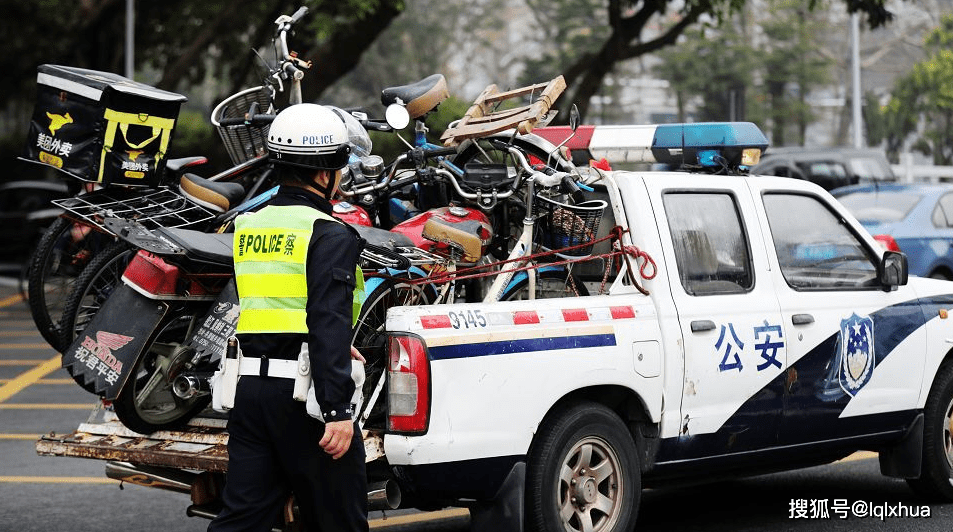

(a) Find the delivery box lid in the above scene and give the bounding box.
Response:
[36,64,187,103]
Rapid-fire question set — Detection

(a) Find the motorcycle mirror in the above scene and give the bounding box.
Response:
[385,104,410,130]
[569,104,580,132]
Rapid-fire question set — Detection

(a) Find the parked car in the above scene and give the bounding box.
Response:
[831,183,953,279]
[754,147,897,190]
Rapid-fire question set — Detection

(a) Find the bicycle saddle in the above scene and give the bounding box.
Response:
[381,74,449,120]
[179,173,247,213]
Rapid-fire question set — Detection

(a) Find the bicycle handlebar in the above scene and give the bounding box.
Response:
[290,6,309,24]
[216,113,276,127]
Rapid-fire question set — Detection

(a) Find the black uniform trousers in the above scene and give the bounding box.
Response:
[208,375,368,532]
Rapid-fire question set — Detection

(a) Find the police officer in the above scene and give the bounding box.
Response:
[209,104,368,532]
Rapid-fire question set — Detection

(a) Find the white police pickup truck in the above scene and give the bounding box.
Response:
[378,123,953,531]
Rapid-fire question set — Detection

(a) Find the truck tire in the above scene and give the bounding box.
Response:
[527,402,640,532]
[907,359,953,501]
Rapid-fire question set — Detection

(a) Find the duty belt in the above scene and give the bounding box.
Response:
[239,356,298,379]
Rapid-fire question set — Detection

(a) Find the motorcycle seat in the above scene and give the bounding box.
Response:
[421,217,483,265]
[179,173,247,213]
[351,224,415,249]
[159,227,234,265]
[381,74,449,120]
[165,156,208,174]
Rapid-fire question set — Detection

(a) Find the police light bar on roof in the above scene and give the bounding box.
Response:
[536,122,769,172]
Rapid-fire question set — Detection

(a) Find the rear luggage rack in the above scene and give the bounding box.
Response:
[52,187,215,233]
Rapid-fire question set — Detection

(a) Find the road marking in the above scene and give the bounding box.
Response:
[0,476,117,484]
[0,404,98,410]
[0,378,73,385]
[0,293,25,308]
[370,508,469,528]
[0,355,61,402]
[0,359,58,366]
[0,343,56,350]
[0,434,43,440]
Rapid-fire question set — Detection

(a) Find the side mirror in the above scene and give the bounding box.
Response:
[569,104,580,132]
[879,250,908,290]
[385,104,410,131]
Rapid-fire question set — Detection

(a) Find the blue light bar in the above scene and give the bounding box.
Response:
[651,122,769,170]
[574,122,769,172]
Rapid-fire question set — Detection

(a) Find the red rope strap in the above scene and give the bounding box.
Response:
[364,226,657,295]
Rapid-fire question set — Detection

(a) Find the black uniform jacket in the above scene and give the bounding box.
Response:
[236,185,365,422]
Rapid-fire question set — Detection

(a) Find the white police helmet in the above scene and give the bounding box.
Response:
[267,103,351,170]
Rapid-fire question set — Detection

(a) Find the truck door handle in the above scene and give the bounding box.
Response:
[792,314,815,325]
[690,320,716,332]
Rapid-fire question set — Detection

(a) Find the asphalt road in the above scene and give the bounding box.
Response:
[2,276,952,532]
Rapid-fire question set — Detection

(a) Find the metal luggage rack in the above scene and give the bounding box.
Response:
[52,187,215,233]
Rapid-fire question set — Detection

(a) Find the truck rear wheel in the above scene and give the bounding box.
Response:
[907,360,953,501]
[527,402,640,532]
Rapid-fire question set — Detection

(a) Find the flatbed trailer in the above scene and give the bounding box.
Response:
[36,408,394,523]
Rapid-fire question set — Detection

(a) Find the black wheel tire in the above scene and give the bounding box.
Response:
[907,360,953,501]
[58,241,134,354]
[526,402,640,532]
[352,273,434,429]
[112,312,210,434]
[27,218,107,351]
[500,269,589,301]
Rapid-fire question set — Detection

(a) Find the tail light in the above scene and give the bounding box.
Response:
[387,333,430,434]
[873,234,901,253]
[123,250,181,298]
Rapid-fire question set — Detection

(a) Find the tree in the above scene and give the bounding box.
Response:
[548,0,894,122]
[1,0,404,165]
[652,25,756,123]
[882,14,953,165]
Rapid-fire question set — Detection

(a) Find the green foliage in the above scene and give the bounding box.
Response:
[653,26,756,123]
[882,14,953,165]
[652,0,832,145]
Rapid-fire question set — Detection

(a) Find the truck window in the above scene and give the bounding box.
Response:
[763,193,878,290]
[663,192,753,296]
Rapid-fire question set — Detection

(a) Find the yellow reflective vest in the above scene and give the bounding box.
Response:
[233,205,365,334]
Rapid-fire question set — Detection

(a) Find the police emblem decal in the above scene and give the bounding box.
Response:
[839,313,875,396]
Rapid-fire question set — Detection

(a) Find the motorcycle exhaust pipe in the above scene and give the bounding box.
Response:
[173,373,211,400]
[368,480,401,511]
[105,461,195,494]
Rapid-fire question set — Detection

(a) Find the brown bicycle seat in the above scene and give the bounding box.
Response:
[179,173,247,213]
[381,74,449,120]
[421,217,483,264]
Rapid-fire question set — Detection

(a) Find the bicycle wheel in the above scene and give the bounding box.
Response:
[27,218,114,351]
[59,241,135,353]
[500,268,589,301]
[353,272,434,428]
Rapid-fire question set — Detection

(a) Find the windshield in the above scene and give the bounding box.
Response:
[836,191,922,223]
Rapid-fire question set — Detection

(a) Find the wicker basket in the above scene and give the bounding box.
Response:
[211,86,273,166]
[532,195,608,258]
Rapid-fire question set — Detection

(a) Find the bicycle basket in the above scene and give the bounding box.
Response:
[532,195,608,258]
[212,86,273,166]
